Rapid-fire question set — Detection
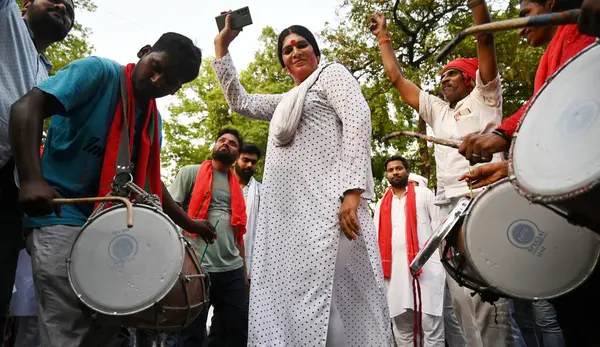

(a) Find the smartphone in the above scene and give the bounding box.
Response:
[216,7,253,32]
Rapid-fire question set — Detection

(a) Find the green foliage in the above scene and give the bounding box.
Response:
[162,27,295,181]
[163,0,543,200]
[320,0,542,199]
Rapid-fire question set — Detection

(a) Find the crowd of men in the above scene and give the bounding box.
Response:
[2,0,600,346]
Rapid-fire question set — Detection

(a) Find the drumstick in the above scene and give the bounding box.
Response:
[436,9,580,62]
[53,196,134,228]
[383,130,461,149]
[200,220,219,264]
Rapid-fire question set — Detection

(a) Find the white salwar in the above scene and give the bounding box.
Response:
[213,54,393,347]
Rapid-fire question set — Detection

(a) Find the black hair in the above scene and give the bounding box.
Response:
[520,0,583,11]
[277,25,321,68]
[384,155,410,171]
[151,32,202,84]
[240,142,262,159]
[216,128,243,148]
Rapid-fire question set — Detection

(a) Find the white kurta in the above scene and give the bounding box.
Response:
[374,186,445,318]
[213,54,393,347]
[242,177,261,279]
[419,71,503,200]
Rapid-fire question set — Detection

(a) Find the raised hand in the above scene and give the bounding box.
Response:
[369,12,389,39]
[214,14,241,58]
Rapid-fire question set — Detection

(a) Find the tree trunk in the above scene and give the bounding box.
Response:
[417,117,432,182]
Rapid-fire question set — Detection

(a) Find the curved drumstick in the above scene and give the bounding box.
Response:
[436,9,580,62]
[383,130,461,149]
[53,197,134,228]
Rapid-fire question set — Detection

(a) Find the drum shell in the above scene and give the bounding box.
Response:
[125,241,209,331]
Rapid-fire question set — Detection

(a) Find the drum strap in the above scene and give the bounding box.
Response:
[115,66,132,176]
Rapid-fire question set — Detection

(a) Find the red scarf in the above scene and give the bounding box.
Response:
[96,63,163,207]
[185,160,247,245]
[378,183,423,346]
[378,183,420,278]
[497,25,595,137]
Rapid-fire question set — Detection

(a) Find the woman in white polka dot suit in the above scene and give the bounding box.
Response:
[211,14,393,347]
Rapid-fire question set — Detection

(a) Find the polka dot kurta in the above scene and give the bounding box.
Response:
[213,54,393,347]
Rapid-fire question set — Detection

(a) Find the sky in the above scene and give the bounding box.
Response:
[75,0,344,118]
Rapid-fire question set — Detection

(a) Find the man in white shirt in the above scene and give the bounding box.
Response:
[374,155,445,347]
[369,2,516,345]
[232,142,262,282]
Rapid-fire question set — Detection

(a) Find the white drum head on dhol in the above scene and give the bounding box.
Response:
[463,180,600,299]
[69,205,184,315]
[512,43,600,196]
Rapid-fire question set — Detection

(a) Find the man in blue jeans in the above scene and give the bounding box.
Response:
[510,299,564,347]
[169,128,249,347]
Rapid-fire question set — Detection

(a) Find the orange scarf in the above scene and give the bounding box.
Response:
[185,160,247,244]
[96,64,162,206]
[497,25,595,137]
[378,183,420,278]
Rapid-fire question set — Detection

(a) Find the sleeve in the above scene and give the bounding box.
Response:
[471,70,502,108]
[425,188,440,230]
[320,63,373,197]
[418,89,447,129]
[211,53,283,122]
[496,100,529,137]
[0,0,14,11]
[168,166,196,203]
[36,57,110,115]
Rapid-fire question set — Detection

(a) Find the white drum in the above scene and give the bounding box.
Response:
[509,42,600,233]
[441,179,600,300]
[68,203,184,316]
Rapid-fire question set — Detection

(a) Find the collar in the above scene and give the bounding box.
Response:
[22,18,53,73]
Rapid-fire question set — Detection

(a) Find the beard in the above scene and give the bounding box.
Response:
[389,176,409,189]
[29,7,70,43]
[212,149,236,166]
[234,164,255,182]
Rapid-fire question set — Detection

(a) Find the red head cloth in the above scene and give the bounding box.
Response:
[442,57,479,81]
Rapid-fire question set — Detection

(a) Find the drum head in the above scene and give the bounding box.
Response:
[69,205,184,315]
[463,179,600,299]
[512,43,600,196]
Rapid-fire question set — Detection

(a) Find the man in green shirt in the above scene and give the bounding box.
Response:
[169,128,248,347]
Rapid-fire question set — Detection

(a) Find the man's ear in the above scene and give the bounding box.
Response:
[137,45,152,59]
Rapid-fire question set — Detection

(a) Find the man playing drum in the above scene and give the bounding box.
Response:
[374,155,446,347]
[369,3,516,346]
[458,0,597,345]
[9,33,216,347]
[168,128,249,347]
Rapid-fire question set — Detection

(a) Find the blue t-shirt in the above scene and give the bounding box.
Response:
[25,56,163,228]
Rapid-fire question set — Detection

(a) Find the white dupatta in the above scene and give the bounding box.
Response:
[271,62,333,146]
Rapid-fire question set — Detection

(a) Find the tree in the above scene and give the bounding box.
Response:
[320,0,542,198]
[162,27,294,182]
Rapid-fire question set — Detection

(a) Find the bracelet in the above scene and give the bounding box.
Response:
[492,129,511,143]
[467,0,485,8]
[378,37,391,45]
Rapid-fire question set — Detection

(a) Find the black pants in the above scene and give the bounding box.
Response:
[550,262,600,347]
[175,266,248,347]
[0,160,23,347]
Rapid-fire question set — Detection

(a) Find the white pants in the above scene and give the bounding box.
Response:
[392,309,444,347]
[325,236,352,347]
